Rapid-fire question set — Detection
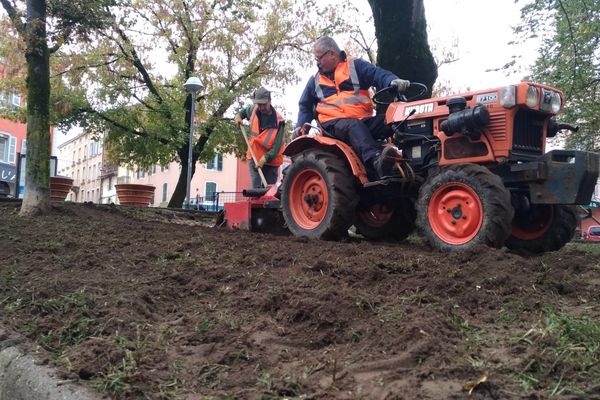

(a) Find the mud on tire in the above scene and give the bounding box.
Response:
[416,164,514,251]
[505,203,577,254]
[281,149,358,240]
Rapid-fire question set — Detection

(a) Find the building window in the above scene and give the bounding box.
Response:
[108,176,113,190]
[137,168,145,178]
[10,93,20,107]
[206,154,223,171]
[0,133,17,164]
[205,181,217,201]
[162,183,168,202]
[161,164,169,172]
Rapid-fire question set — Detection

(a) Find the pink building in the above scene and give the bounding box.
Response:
[1,66,55,197]
[114,154,253,208]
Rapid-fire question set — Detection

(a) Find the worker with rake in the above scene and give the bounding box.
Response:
[235,87,286,188]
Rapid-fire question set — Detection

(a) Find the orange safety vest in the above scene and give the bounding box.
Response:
[247,105,285,166]
[314,58,374,123]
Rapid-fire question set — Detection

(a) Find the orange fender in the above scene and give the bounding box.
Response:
[284,136,369,185]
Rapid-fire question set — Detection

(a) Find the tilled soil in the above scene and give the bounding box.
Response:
[1,201,599,399]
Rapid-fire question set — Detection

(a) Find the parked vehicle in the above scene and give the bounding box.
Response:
[583,226,600,242]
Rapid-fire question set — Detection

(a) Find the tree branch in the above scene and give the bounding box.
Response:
[81,107,170,145]
[0,0,25,34]
[52,57,123,77]
[113,24,164,104]
[557,0,579,98]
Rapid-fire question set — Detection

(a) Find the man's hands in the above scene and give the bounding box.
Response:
[234,114,243,126]
[255,156,266,169]
[390,78,410,93]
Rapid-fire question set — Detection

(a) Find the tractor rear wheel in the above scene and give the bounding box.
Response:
[416,164,514,251]
[355,199,416,241]
[281,149,358,240]
[505,202,577,254]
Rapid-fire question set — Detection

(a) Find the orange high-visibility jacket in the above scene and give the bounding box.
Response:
[314,58,374,123]
[247,105,285,166]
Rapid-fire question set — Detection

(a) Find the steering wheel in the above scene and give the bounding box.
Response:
[372,82,428,105]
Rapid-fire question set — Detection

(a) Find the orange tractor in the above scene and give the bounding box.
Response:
[279,82,600,253]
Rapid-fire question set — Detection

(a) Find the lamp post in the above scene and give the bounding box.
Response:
[183,76,204,209]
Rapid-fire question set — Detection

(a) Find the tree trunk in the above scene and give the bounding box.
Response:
[167,93,197,208]
[20,0,51,216]
[167,149,198,209]
[368,0,437,97]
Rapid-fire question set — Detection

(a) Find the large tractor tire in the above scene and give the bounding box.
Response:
[416,164,514,251]
[354,198,416,241]
[505,203,577,254]
[281,149,358,240]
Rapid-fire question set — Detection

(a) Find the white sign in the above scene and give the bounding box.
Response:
[476,93,498,104]
[404,102,434,116]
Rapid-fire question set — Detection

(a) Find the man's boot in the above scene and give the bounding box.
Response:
[373,146,401,178]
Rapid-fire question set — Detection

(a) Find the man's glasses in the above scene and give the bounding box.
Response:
[314,51,330,63]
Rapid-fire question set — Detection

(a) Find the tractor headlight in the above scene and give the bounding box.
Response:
[551,92,561,113]
[526,85,538,108]
[500,85,516,108]
[540,88,561,113]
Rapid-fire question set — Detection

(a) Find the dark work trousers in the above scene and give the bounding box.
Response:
[321,115,393,166]
[249,159,279,188]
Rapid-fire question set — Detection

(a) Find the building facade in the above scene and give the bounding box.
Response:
[56,131,103,202]
[57,129,252,207]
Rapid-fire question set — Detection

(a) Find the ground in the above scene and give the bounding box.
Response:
[1,201,600,400]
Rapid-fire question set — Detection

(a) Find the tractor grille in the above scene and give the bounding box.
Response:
[512,109,545,156]
[487,112,508,141]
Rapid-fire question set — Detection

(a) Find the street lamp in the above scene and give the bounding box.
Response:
[183,76,204,209]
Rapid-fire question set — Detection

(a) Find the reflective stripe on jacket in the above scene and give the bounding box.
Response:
[247,105,285,166]
[315,58,374,123]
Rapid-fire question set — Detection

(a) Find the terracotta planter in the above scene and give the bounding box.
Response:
[115,184,155,206]
[50,176,74,202]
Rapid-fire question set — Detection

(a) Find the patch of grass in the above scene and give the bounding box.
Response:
[39,316,95,354]
[376,303,406,324]
[1,288,99,356]
[449,313,485,346]
[195,316,213,336]
[158,251,181,264]
[354,297,378,313]
[31,288,96,315]
[92,351,137,395]
[349,329,363,343]
[197,364,229,389]
[566,242,600,256]
[215,310,255,332]
[497,301,527,324]
[510,308,600,395]
[0,268,16,286]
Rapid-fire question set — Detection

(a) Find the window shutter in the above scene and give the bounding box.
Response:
[8,136,16,163]
[217,154,223,171]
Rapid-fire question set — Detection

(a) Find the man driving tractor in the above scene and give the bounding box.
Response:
[296,36,410,180]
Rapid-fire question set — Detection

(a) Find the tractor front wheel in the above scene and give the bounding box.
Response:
[416,164,514,251]
[505,202,577,254]
[281,149,358,240]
